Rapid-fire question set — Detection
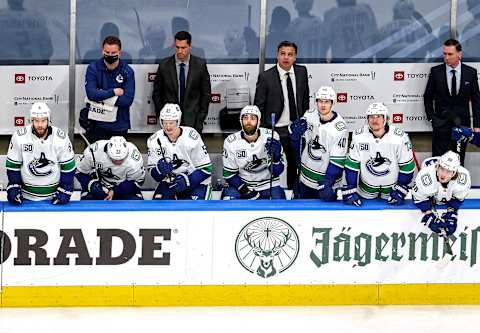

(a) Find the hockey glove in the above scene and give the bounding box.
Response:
[421,212,443,234]
[387,184,409,205]
[169,173,189,194]
[238,183,260,200]
[153,181,177,200]
[342,187,362,206]
[7,184,23,206]
[452,126,473,142]
[156,159,174,177]
[51,187,72,205]
[318,179,336,201]
[289,118,307,141]
[265,137,282,163]
[88,180,109,199]
[441,211,458,236]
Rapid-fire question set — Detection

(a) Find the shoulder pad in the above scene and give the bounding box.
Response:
[147,133,157,143]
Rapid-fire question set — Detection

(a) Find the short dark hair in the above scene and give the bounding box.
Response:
[102,35,122,50]
[444,39,462,52]
[175,31,192,45]
[277,41,297,54]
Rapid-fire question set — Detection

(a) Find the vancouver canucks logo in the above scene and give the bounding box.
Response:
[307,136,327,161]
[244,154,268,173]
[100,167,121,182]
[28,152,55,177]
[365,152,392,177]
[170,153,189,171]
[235,217,299,278]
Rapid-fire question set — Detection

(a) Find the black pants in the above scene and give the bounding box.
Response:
[275,126,298,191]
[85,123,128,144]
[432,125,467,165]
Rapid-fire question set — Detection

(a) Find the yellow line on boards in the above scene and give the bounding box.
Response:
[1,284,480,307]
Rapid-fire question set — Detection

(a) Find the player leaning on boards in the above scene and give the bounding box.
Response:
[412,151,471,236]
[289,86,348,200]
[343,102,416,206]
[6,102,76,205]
[222,105,285,200]
[76,136,145,200]
[147,103,212,200]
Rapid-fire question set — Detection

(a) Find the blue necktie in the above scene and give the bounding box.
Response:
[179,63,186,108]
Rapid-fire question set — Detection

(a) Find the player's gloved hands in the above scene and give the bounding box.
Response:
[88,180,109,199]
[238,183,260,200]
[421,212,443,233]
[318,179,336,201]
[342,187,362,206]
[169,173,189,194]
[265,137,282,162]
[51,187,72,205]
[289,118,308,141]
[7,184,23,206]
[156,159,173,177]
[153,181,177,200]
[387,184,409,205]
[441,211,458,236]
[452,126,473,142]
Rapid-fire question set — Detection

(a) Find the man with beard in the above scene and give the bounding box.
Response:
[6,102,76,205]
[222,105,285,200]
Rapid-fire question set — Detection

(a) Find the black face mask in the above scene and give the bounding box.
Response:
[103,54,119,64]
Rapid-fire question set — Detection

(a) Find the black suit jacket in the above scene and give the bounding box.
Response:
[424,63,480,128]
[254,64,310,128]
[152,54,211,133]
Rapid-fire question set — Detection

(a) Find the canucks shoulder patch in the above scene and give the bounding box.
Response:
[394,128,405,136]
[56,128,66,139]
[16,127,27,136]
[226,133,237,143]
[354,127,364,135]
[188,129,199,140]
[335,121,347,131]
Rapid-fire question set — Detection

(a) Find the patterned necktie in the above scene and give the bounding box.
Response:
[286,72,297,121]
[451,69,457,97]
[179,63,186,107]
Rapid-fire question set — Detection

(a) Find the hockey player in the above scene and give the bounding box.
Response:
[343,102,415,206]
[412,151,471,236]
[289,86,348,200]
[76,136,145,200]
[6,102,75,205]
[147,104,212,200]
[222,105,285,200]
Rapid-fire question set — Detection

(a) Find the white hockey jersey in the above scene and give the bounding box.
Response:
[147,126,212,185]
[223,127,283,191]
[6,126,75,201]
[299,109,348,189]
[77,140,145,188]
[412,158,471,206]
[345,125,415,199]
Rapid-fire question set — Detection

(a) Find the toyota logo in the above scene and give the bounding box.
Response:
[337,93,348,103]
[394,71,405,81]
[392,113,403,123]
[15,74,26,84]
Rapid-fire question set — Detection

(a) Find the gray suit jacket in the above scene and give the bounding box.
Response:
[152,54,211,133]
[254,64,310,128]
